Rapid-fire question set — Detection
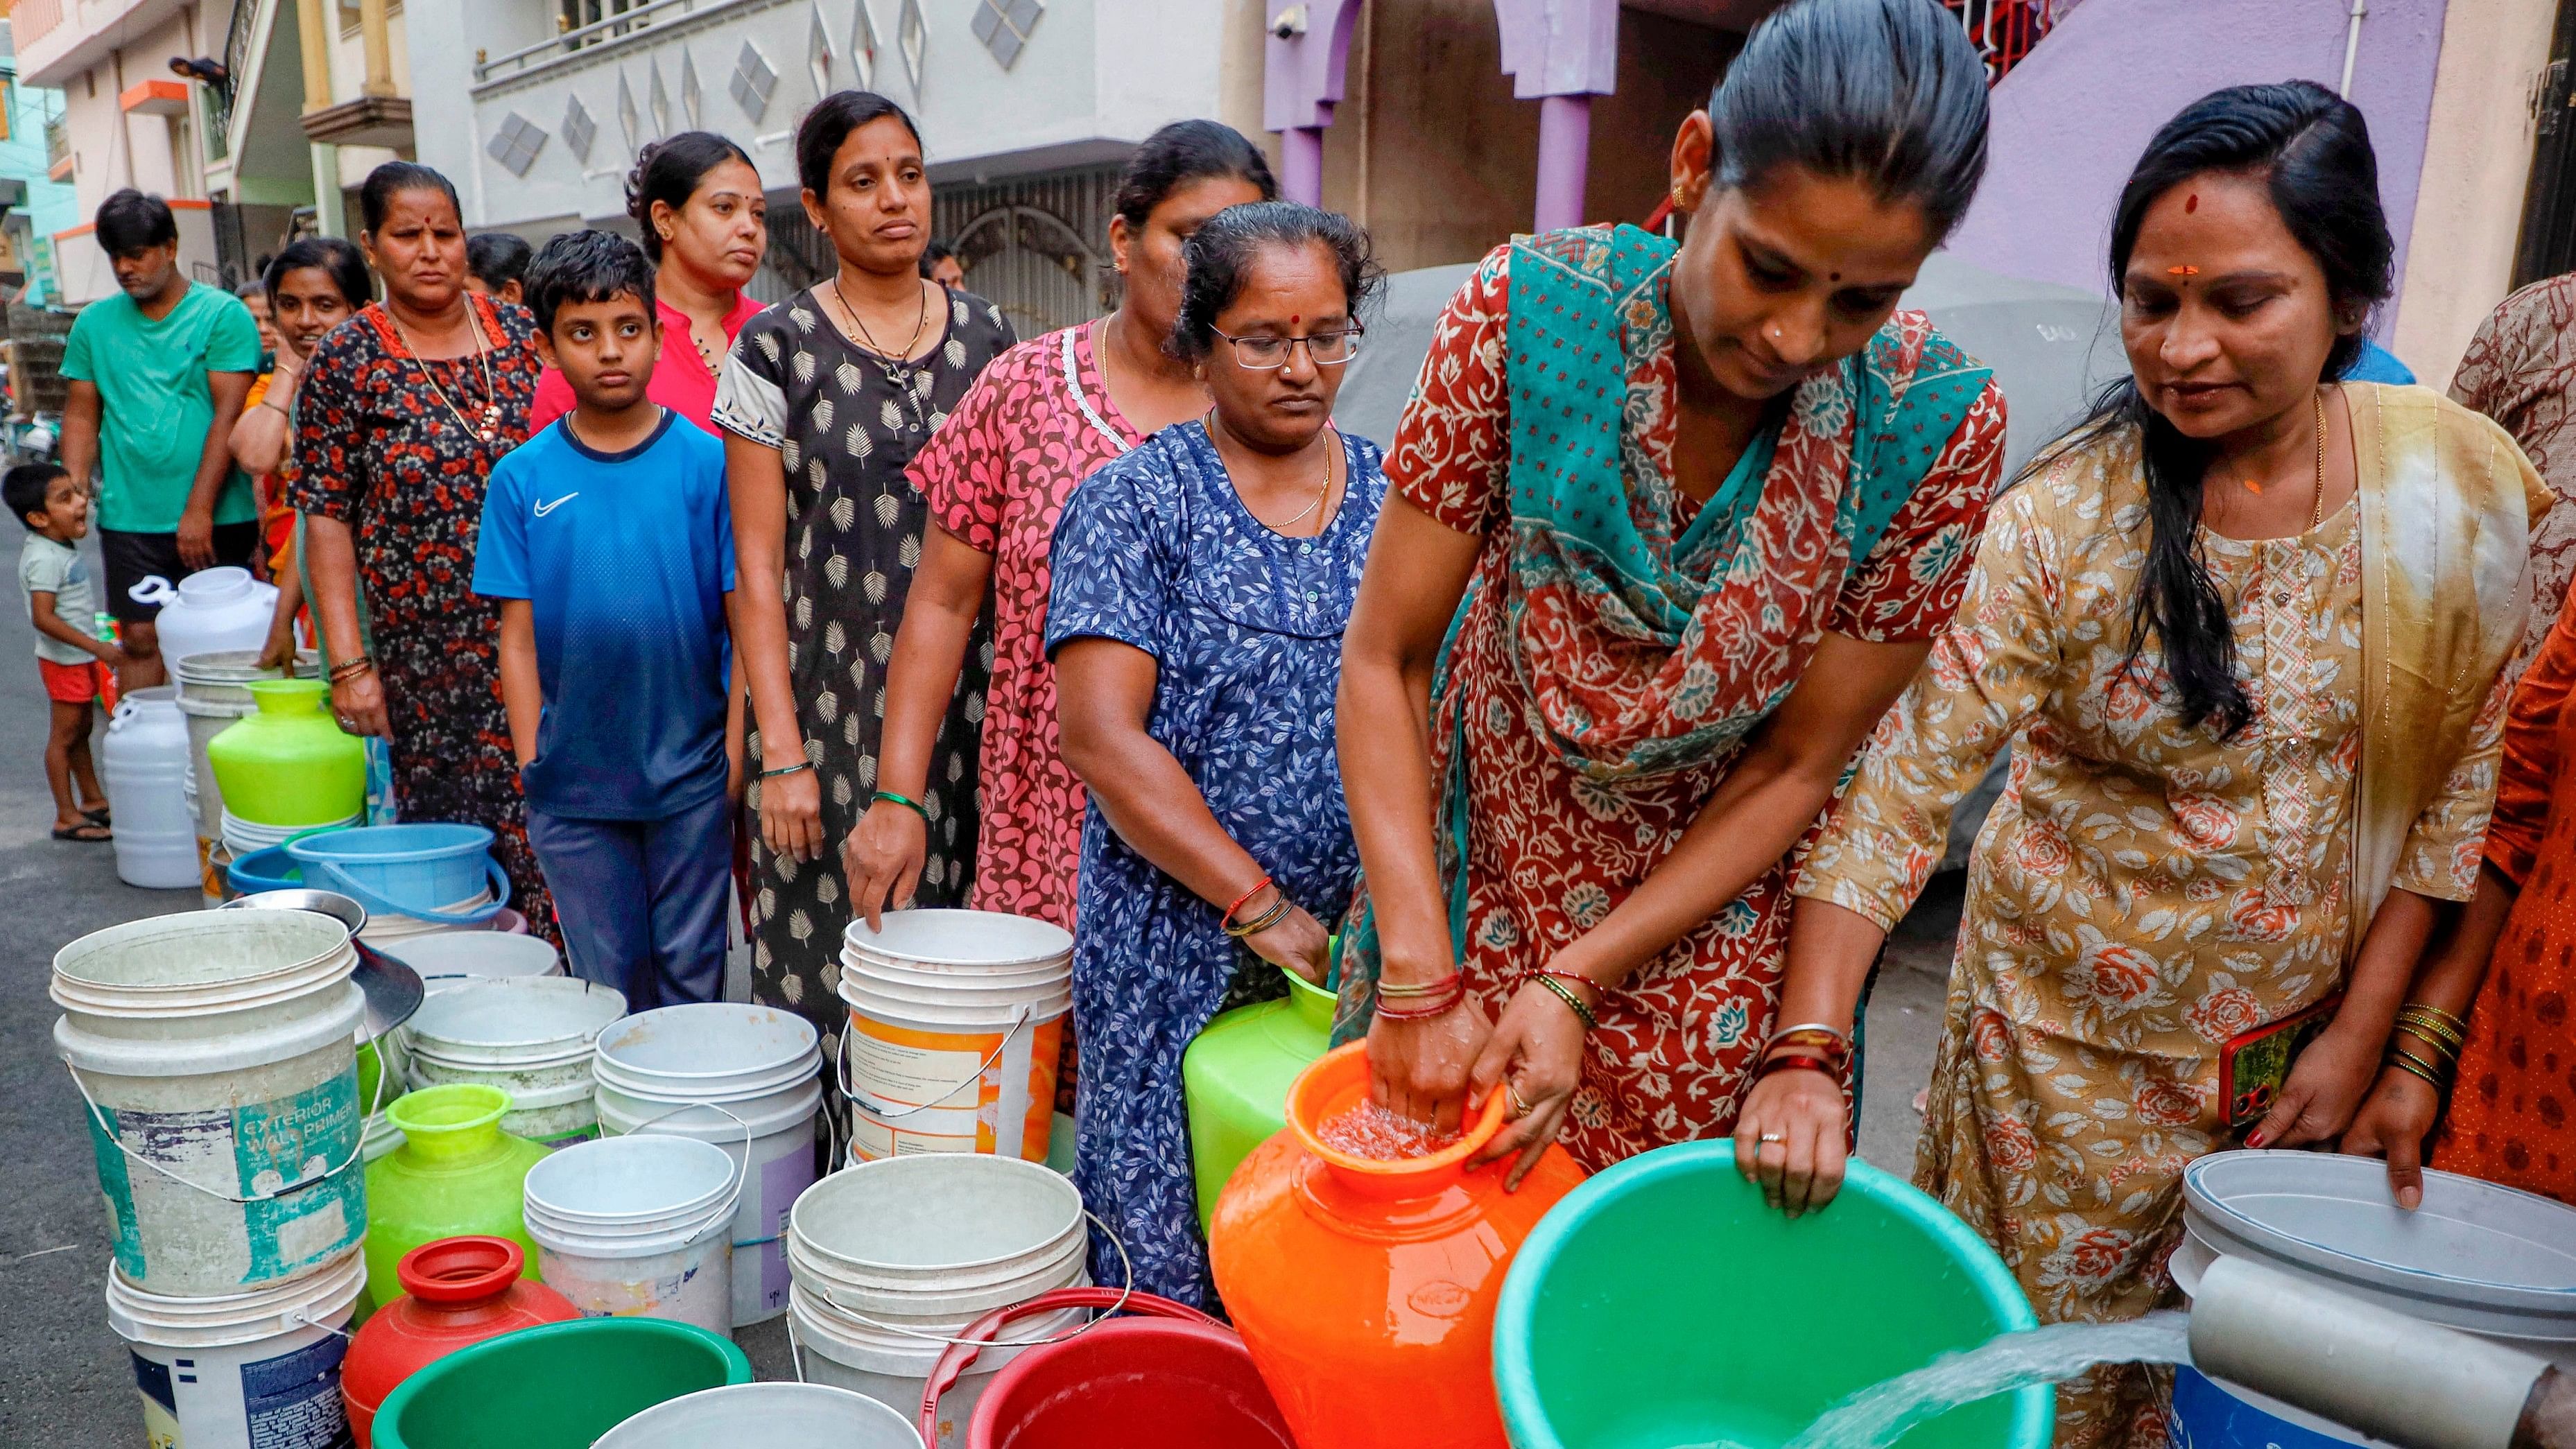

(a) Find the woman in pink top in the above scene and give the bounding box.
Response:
[530,132,767,431]
[848,121,1278,931]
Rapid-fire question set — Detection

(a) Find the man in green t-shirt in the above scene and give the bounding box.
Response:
[61,189,263,689]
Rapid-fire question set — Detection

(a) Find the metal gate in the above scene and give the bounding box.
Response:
[935,166,1122,338]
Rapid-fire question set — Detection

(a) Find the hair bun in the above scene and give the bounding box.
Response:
[625,141,666,227]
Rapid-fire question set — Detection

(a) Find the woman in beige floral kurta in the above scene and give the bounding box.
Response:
[1739,83,2548,1449]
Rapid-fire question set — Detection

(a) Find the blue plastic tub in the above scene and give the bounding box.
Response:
[225,843,305,894]
[284,823,509,925]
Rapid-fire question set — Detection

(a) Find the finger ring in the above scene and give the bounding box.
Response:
[1759,1131,1785,1145]
[1506,1080,1531,1117]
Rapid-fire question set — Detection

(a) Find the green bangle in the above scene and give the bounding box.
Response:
[758,760,813,780]
[1529,972,1598,1032]
[873,789,931,823]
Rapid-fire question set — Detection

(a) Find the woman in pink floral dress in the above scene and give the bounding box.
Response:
[847,121,1274,931]
[1758,84,2541,1447]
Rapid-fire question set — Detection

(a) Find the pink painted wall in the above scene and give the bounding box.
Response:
[1947,0,2450,332]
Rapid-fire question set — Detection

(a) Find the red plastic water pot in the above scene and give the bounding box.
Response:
[919,1287,1293,1449]
[342,1236,579,1447]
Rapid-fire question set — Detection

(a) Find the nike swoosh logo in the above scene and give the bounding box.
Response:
[534,492,578,517]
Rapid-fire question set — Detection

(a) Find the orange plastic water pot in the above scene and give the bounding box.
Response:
[342,1236,578,1446]
[1209,1041,1585,1449]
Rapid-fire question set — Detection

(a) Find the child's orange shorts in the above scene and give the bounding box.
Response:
[39,658,104,705]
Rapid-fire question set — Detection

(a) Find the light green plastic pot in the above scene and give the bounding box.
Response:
[372,1317,750,1449]
[363,1084,548,1311]
[1183,966,1335,1233]
[1495,1140,2050,1449]
[205,677,366,826]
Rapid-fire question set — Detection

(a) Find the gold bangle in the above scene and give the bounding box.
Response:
[2394,1007,2466,1052]
[2397,1003,2469,1038]
[2393,1024,2460,1064]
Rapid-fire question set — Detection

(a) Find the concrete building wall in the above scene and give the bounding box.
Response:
[1944,0,2450,340]
[2390,0,2560,388]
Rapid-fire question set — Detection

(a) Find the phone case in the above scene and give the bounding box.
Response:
[2218,994,2344,1131]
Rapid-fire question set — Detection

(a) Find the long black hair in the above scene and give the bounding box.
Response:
[1709,0,1991,239]
[263,236,372,308]
[795,92,921,198]
[628,131,756,261]
[1114,120,1277,232]
[2043,80,2390,739]
[1168,202,1382,362]
[358,162,460,234]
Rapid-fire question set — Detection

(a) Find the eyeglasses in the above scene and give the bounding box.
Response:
[1211,327,1363,369]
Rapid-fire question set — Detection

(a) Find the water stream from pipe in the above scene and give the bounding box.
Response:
[1679,1311,2195,1449]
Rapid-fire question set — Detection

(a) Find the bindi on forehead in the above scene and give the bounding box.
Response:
[2168,266,2199,277]
[2186,192,2199,214]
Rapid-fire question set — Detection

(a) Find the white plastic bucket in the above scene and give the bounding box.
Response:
[838,910,1072,1162]
[789,1285,1084,1449]
[107,1244,367,1449]
[176,650,318,901]
[594,1381,925,1449]
[594,1005,822,1326]
[379,930,563,994]
[403,976,625,1147]
[103,686,202,890]
[2172,1149,2576,1444]
[53,911,368,1296]
[358,890,498,945]
[221,808,360,854]
[523,1133,742,1336]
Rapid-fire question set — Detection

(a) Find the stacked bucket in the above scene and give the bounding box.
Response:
[837,911,1074,1165]
[55,910,377,1448]
[591,1005,824,1327]
[402,977,628,1147]
[785,1154,1089,1447]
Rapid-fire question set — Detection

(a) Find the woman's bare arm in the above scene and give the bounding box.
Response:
[725,432,822,861]
[845,523,994,926]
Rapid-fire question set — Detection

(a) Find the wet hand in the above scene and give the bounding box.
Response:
[1469,980,1588,1192]
[1244,902,1330,985]
[1733,1065,1850,1218]
[758,764,824,865]
[1365,983,1490,1137]
[2339,1065,2441,1211]
[845,800,927,930]
[2251,1025,2380,1149]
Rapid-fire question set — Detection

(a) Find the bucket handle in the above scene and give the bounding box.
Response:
[836,1000,1034,1122]
[61,998,393,1208]
[614,1100,757,1242]
[915,1276,1215,1447]
[817,1208,1134,1353]
[307,853,510,926]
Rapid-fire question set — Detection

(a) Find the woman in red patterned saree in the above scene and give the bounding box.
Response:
[1333,0,2005,1181]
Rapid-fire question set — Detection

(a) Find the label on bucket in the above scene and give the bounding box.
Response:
[86,1073,365,1285]
[846,1013,1062,1162]
[242,1333,350,1449]
[2170,1366,2370,1448]
[759,1147,815,1312]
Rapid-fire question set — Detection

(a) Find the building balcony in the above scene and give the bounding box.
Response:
[19,0,194,89]
[300,91,410,147]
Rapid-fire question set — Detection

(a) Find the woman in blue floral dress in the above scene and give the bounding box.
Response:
[1048,201,1385,1305]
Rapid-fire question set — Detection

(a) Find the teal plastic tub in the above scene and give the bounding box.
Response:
[372,1317,750,1449]
[1494,1140,2050,1449]
[286,823,508,925]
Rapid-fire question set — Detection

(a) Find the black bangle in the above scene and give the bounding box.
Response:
[759,760,814,780]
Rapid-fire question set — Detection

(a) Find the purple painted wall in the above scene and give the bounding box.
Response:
[1947,0,2450,327]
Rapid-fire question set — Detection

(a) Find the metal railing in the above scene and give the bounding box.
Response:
[476,0,740,84]
[14,0,62,51]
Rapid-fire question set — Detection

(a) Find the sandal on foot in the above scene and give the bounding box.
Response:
[80,806,110,827]
[52,822,112,842]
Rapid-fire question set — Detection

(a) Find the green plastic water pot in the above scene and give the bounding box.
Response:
[1494,1140,2050,1449]
[1183,966,1335,1233]
[370,1317,751,1449]
[205,677,366,827]
[363,1084,548,1311]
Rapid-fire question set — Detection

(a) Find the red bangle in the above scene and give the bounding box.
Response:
[1222,876,1274,930]
[1378,971,1463,1000]
[1755,1052,1842,1084]
[1375,982,1464,1020]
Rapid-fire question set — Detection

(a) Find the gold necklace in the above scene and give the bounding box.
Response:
[1219,414,1338,535]
[2236,392,2328,527]
[389,301,501,444]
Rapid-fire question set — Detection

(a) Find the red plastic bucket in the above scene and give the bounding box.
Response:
[919,1288,1293,1449]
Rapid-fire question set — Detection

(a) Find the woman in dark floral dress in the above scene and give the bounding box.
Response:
[291,162,553,935]
[717,92,1014,1050]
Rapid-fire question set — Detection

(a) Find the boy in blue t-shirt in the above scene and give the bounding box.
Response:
[474,230,739,1007]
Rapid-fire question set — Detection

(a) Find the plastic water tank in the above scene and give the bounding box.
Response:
[128,566,277,662]
[101,685,200,889]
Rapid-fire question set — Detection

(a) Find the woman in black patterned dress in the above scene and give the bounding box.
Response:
[291,162,554,936]
[717,92,1014,1047]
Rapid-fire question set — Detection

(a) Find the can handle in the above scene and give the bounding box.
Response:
[616,1100,755,1235]
[916,1276,1216,1447]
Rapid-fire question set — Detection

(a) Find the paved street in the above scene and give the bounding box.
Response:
[0,536,1966,1441]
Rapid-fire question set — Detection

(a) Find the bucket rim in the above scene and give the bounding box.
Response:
[372,1316,752,1436]
[51,910,352,999]
[403,975,626,1052]
[594,1003,822,1084]
[787,1237,1084,1318]
[591,1382,926,1449]
[596,1077,824,1137]
[1489,1138,2049,1449]
[788,1154,1082,1277]
[108,1242,368,1348]
[788,1284,1085,1361]
[2183,1150,2576,1308]
[524,1134,738,1223]
[594,1057,821,1102]
[284,822,497,864]
[838,908,1073,970]
[58,983,365,1079]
